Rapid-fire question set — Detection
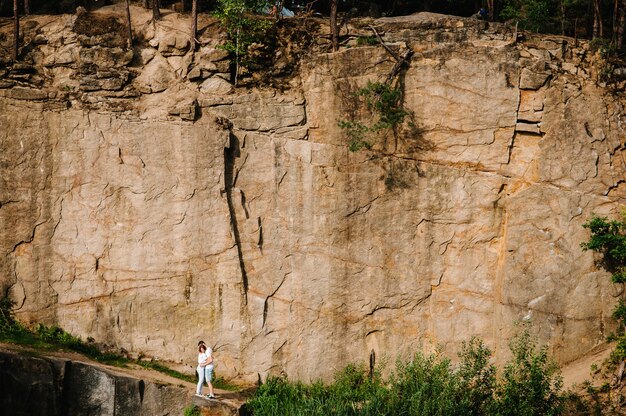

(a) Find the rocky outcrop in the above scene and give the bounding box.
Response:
[0,6,625,385]
[0,350,194,416]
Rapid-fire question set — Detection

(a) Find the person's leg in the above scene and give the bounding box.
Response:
[205,364,214,397]
[196,366,205,395]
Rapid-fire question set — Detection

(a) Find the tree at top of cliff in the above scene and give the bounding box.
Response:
[214,0,273,86]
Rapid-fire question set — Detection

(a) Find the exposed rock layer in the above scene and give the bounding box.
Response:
[0,350,194,416]
[1,7,625,383]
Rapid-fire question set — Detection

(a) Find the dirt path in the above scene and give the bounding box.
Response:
[0,342,252,411]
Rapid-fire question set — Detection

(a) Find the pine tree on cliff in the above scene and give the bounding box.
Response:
[330,0,338,51]
[12,0,19,61]
[592,0,603,38]
[152,0,161,20]
[617,0,626,49]
[191,0,198,48]
[125,0,133,48]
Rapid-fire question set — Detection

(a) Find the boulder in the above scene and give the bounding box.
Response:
[134,54,177,93]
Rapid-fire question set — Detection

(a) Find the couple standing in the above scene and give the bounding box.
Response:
[196,340,215,399]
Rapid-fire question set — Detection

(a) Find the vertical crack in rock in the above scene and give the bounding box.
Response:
[257,217,263,252]
[240,190,249,219]
[491,202,509,358]
[184,271,192,304]
[224,132,249,304]
[262,272,289,328]
[59,360,73,416]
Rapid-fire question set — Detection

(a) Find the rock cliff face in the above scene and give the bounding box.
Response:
[1,7,625,383]
[0,349,193,416]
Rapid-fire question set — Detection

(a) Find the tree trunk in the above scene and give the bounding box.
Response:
[152,0,161,20]
[560,0,566,36]
[143,0,149,8]
[12,0,19,62]
[24,0,29,14]
[487,0,494,21]
[330,0,338,51]
[593,0,603,38]
[614,0,620,44]
[125,0,133,48]
[618,0,626,49]
[191,0,198,48]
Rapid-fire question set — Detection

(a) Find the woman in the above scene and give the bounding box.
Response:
[196,343,215,398]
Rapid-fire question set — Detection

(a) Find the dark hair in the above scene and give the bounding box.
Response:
[199,344,207,353]
[198,340,206,346]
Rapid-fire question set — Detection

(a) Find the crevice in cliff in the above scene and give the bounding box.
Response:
[365,298,414,317]
[262,272,289,328]
[605,179,626,196]
[224,132,249,305]
[59,360,73,416]
[257,217,263,251]
[345,195,381,217]
[11,219,47,253]
[0,199,19,209]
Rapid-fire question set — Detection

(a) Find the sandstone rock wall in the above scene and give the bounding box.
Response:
[1,7,625,383]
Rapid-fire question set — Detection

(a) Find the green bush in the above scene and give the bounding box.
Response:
[339,81,411,152]
[247,333,565,415]
[491,328,563,416]
[582,215,626,360]
[356,36,378,46]
[457,337,497,415]
[0,297,18,334]
[500,0,554,33]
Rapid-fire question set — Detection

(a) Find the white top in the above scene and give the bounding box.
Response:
[197,348,213,366]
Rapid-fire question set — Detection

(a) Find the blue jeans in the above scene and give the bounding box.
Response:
[196,364,214,395]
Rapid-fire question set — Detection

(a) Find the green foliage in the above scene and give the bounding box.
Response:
[582,214,626,360]
[358,82,409,130]
[582,216,626,263]
[491,328,563,416]
[184,404,201,416]
[247,334,565,416]
[589,38,617,59]
[356,36,378,46]
[338,120,372,152]
[248,364,384,415]
[384,351,462,415]
[457,337,497,415]
[339,81,410,152]
[500,0,553,32]
[0,297,18,334]
[582,215,626,284]
[214,0,273,79]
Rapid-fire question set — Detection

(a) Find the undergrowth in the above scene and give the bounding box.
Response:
[184,404,201,416]
[247,331,565,415]
[339,81,411,152]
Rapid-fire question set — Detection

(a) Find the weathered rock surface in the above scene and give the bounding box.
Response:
[0,350,194,416]
[0,6,625,386]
